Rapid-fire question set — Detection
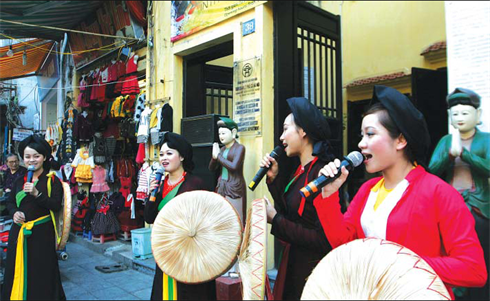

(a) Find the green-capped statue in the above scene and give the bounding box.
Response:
[209,117,246,226]
[429,87,489,299]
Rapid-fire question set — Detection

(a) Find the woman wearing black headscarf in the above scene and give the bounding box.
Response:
[260,97,335,299]
[144,132,215,300]
[314,86,487,299]
[2,135,65,300]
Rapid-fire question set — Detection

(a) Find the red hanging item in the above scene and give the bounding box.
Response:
[135,143,145,164]
[126,0,147,29]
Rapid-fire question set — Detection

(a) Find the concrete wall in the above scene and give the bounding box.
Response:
[314,1,447,152]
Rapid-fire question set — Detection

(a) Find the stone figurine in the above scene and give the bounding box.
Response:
[209,117,247,226]
[429,87,489,300]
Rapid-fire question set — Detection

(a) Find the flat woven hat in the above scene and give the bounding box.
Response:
[301,238,450,300]
[238,198,268,300]
[55,182,72,251]
[151,191,243,284]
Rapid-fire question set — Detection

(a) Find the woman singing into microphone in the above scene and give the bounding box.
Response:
[144,132,215,300]
[2,135,65,300]
[260,97,335,299]
[314,85,487,298]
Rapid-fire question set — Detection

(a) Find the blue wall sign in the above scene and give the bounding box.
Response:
[242,19,255,36]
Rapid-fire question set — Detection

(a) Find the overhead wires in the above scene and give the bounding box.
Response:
[0,32,138,56]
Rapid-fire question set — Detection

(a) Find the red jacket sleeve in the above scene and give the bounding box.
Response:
[421,184,487,288]
[313,184,369,248]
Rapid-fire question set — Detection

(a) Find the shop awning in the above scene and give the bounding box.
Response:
[0,1,103,40]
[0,38,54,81]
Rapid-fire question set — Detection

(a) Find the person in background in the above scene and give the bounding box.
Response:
[4,153,27,193]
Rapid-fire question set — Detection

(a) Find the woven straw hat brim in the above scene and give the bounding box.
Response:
[151,190,243,284]
[239,198,267,300]
[56,182,72,251]
[301,238,450,300]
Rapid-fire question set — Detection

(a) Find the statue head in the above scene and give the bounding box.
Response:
[447,88,482,135]
[217,117,238,146]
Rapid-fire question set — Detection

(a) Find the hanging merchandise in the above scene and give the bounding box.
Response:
[111,95,128,118]
[71,146,95,183]
[77,75,90,108]
[120,118,137,139]
[90,165,110,193]
[92,134,107,165]
[103,121,120,140]
[134,92,146,128]
[116,157,137,180]
[104,136,117,159]
[135,143,145,164]
[97,66,109,102]
[71,192,89,233]
[61,165,73,182]
[105,160,115,184]
[121,53,140,95]
[89,68,101,104]
[64,43,150,243]
[110,192,126,216]
[104,60,119,99]
[149,103,163,145]
[136,162,151,201]
[123,94,136,113]
[45,122,62,148]
[113,60,126,95]
[136,106,152,143]
[57,106,78,165]
[119,176,132,200]
[91,193,120,236]
[130,194,136,219]
[160,102,174,132]
[73,110,94,143]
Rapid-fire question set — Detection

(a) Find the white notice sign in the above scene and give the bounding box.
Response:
[12,128,33,142]
[446,1,490,132]
[233,57,262,136]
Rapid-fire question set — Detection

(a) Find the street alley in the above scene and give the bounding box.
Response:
[59,242,153,300]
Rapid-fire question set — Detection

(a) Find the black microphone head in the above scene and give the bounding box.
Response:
[346,151,364,168]
[27,165,36,172]
[271,145,284,158]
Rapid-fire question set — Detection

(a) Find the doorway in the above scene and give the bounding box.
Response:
[183,41,233,118]
[411,67,448,158]
[182,41,234,191]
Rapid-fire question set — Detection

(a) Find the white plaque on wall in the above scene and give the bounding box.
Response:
[446,1,490,133]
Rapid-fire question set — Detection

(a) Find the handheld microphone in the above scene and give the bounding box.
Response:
[27,165,36,183]
[300,151,364,198]
[149,166,165,202]
[248,145,285,191]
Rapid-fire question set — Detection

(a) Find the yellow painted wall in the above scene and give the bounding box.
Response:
[316,1,446,152]
[319,1,446,89]
[149,1,276,269]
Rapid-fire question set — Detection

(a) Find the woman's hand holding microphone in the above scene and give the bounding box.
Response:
[318,158,350,198]
[260,153,279,183]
